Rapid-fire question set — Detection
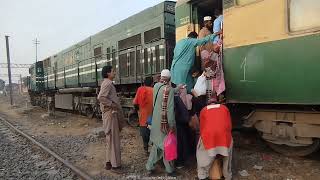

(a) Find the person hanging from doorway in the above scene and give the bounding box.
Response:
[211,9,225,103]
[199,16,217,70]
[213,9,223,52]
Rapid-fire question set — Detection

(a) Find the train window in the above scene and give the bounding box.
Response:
[136,50,142,75]
[236,0,259,6]
[118,34,141,50]
[106,47,111,60]
[112,48,116,70]
[129,52,135,76]
[144,48,149,74]
[289,0,320,32]
[155,45,160,73]
[94,47,102,57]
[119,54,128,77]
[144,27,161,43]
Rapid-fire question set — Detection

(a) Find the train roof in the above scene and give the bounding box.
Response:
[47,1,176,61]
[176,0,190,7]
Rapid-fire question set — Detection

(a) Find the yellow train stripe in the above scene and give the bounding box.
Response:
[176,0,320,49]
[223,0,319,49]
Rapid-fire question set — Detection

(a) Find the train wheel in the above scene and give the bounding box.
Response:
[127,110,139,127]
[85,106,94,118]
[267,139,320,157]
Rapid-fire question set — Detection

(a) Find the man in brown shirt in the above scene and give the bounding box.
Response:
[98,65,124,173]
[199,16,214,53]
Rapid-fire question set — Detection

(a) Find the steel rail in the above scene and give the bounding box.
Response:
[0,116,94,180]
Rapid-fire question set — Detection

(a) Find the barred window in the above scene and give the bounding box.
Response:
[94,47,102,57]
[289,0,320,32]
[107,47,111,60]
[144,27,161,43]
[118,34,141,50]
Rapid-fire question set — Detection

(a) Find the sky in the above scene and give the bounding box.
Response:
[0,0,174,82]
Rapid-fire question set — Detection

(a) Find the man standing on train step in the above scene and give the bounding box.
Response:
[98,65,125,174]
[199,16,215,53]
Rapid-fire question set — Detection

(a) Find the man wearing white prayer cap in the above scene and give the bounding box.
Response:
[203,16,212,22]
[146,68,176,176]
[199,16,214,57]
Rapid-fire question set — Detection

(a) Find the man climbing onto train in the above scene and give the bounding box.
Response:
[133,76,154,154]
[170,31,220,93]
[213,9,223,46]
[98,65,125,174]
[197,102,233,180]
[199,16,216,67]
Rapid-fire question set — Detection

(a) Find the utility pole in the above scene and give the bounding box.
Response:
[33,38,40,63]
[5,36,13,105]
[20,74,22,94]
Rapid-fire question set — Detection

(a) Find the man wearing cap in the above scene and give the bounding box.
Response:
[146,69,176,176]
[199,16,215,53]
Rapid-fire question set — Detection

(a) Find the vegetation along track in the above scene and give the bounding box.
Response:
[0,115,94,180]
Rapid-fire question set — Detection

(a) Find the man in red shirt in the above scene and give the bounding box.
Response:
[197,103,233,180]
[133,77,153,154]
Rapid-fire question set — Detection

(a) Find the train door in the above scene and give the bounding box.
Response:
[135,45,143,83]
[143,40,166,77]
[118,48,136,84]
[191,0,223,69]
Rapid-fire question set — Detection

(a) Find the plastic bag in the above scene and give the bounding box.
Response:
[193,74,207,96]
[164,131,177,161]
[147,116,152,125]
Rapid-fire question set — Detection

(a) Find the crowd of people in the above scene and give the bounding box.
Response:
[98,12,233,180]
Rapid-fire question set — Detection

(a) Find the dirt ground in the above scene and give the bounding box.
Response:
[1,94,320,180]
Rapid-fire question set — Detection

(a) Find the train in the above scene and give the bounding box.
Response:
[28,0,320,156]
[175,0,320,156]
[0,79,5,91]
[28,1,176,118]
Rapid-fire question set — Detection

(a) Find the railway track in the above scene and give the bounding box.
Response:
[0,116,94,180]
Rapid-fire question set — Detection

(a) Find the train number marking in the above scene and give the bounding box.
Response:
[240,57,256,83]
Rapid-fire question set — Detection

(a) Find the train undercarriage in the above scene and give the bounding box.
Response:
[30,89,320,156]
[28,88,137,126]
[235,104,320,156]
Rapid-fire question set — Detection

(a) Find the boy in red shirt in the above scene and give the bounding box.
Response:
[133,77,153,153]
[197,103,233,180]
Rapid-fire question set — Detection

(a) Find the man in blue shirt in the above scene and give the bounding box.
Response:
[213,9,223,44]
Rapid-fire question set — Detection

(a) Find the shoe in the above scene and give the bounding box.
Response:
[146,170,155,176]
[194,177,209,180]
[105,162,111,170]
[175,162,184,169]
[110,166,123,174]
[167,171,178,177]
[144,147,148,154]
[176,165,184,169]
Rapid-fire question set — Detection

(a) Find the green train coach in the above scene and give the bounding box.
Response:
[176,0,320,156]
[28,1,176,118]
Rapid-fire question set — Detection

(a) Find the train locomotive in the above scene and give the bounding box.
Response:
[28,1,176,120]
